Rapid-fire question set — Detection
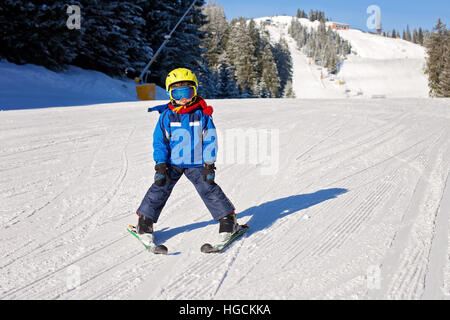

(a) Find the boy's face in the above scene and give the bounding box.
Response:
[170,81,195,105]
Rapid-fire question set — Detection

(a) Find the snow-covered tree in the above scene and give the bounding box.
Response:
[309,10,326,23]
[0,1,81,70]
[0,0,152,77]
[215,56,240,98]
[195,56,219,98]
[282,80,296,98]
[438,37,450,97]
[412,28,418,44]
[405,25,412,41]
[226,18,260,96]
[73,0,151,77]
[0,0,292,99]
[201,1,229,69]
[261,44,280,97]
[426,19,448,97]
[296,9,307,19]
[289,18,350,75]
[391,29,397,38]
[326,45,338,74]
[272,38,293,97]
[418,28,425,45]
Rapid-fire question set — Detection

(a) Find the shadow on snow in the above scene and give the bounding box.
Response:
[156,188,348,243]
[238,188,348,236]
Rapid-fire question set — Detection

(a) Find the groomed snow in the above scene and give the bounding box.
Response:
[1,98,449,299]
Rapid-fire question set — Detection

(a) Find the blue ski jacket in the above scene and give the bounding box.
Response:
[151,99,217,167]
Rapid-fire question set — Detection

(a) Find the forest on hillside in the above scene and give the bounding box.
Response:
[0,1,448,97]
[0,0,293,99]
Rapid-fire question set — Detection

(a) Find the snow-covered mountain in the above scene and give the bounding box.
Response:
[256,16,429,98]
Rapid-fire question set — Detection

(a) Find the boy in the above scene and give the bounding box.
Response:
[136,68,237,246]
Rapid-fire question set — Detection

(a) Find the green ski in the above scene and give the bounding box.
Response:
[201,224,249,253]
[127,225,168,254]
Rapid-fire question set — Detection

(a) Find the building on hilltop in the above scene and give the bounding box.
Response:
[325,21,350,30]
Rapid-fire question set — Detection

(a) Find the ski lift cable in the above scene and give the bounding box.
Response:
[137,0,198,83]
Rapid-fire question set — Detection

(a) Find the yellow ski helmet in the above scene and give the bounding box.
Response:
[165,68,198,91]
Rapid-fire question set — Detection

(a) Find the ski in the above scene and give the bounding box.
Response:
[127,225,168,255]
[201,224,249,253]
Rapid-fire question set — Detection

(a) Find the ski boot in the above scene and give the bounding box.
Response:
[219,212,239,242]
[200,212,248,253]
[137,214,154,246]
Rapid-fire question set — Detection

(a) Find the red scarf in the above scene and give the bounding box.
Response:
[168,96,213,116]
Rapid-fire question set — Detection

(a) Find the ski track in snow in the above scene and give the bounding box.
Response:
[0,98,449,300]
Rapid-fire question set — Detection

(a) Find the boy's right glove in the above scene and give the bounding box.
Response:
[154,163,169,186]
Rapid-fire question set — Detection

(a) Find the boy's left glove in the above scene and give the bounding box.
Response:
[203,163,216,185]
[154,163,169,186]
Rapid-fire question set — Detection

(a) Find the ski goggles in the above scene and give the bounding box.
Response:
[167,85,197,101]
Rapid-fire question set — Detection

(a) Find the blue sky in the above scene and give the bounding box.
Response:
[218,0,449,32]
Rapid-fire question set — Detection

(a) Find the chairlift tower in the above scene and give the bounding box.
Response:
[376,14,382,34]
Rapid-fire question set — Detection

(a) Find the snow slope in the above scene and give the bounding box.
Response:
[256,16,429,98]
[336,30,428,98]
[0,60,167,110]
[1,98,449,299]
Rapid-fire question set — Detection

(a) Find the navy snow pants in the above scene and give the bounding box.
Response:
[137,165,235,223]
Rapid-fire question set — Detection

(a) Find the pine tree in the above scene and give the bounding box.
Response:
[201,1,229,69]
[342,39,351,55]
[272,38,293,97]
[70,1,151,77]
[309,10,315,22]
[405,25,412,41]
[412,29,418,44]
[326,45,338,74]
[0,1,155,76]
[423,30,432,46]
[215,56,239,98]
[195,55,218,98]
[0,1,81,70]
[261,44,280,97]
[288,18,300,41]
[282,80,296,98]
[437,28,450,97]
[426,19,447,97]
[289,15,350,73]
[418,28,424,46]
[226,18,259,96]
[296,9,307,19]
[391,29,397,38]
[318,11,326,23]
[248,19,264,68]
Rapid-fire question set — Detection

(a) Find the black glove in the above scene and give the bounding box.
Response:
[202,163,216,185]
[154,163,169,186]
